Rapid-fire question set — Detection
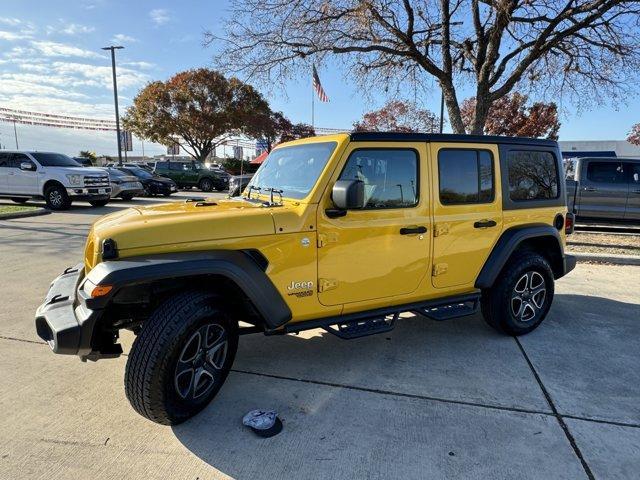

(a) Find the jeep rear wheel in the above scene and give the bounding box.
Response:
[125,291,238,425]
[44,184,71,210]
[480,251,554,336]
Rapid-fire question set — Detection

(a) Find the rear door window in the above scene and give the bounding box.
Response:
[508,151,559,201]
[438,149,494,205]
[586,161,626,184]
[0,153,11,167]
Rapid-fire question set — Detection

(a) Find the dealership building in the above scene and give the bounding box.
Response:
[559,139,640,159]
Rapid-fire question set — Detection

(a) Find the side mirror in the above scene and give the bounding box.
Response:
[20,162,35,171]
[332,179,365,210]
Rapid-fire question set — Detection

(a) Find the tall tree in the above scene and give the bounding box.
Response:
[460,93,560,139]
[209,1,640,135]
[123,68,272,162]
[353,100,438,132]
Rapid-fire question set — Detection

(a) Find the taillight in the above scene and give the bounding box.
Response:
[565,213,575,234]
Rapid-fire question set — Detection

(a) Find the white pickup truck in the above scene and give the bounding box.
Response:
[0,151,111,210]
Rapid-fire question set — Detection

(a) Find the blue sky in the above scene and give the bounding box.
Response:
[0,0,638,157]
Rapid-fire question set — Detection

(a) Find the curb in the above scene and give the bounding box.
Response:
[0,208,50,220]
[568,251,640,266]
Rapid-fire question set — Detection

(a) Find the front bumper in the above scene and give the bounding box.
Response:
[66,187,111,198]
[35,264,111,360]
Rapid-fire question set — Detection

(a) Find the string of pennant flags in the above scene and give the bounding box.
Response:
[0,107,118,131]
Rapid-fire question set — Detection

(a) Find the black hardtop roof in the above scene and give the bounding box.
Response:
[350,131,558,147]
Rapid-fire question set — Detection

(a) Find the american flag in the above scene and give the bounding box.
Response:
[312,65,329,102]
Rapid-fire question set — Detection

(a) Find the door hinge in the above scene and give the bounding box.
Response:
[433,223,450,237]
[317,232,338,248]
[432,263,448,276]
[318,278,338,292]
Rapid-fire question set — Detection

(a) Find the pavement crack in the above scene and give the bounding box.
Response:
[0,334,45,345]
[231,368,553,417]
[514,337,595,480]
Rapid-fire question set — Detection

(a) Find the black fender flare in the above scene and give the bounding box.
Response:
[475,225,565,289]
[83,250,291,329]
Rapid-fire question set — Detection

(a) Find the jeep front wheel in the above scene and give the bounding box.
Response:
[480,251,554,336]
[124,291,238,425]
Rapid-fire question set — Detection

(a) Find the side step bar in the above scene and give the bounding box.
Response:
[265,293,481,339]
[413,295,479,321]
[323,313,398,339]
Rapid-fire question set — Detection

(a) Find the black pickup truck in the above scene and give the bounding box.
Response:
[566,157,640,221]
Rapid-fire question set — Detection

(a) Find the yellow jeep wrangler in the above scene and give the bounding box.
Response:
[36,132,576,425]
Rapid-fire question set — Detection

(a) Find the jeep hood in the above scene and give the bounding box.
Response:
[90,198,277,254]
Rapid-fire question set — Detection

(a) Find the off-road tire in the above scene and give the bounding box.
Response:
[44,184,71,210]
[480,251,554,336]
[89,200,109,207]
[198,178,213,192]
[120,193,134,201]
[125,291,238,425]
[11,197,28,204]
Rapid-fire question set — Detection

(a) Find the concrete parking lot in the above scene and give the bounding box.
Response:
[0,194,639,479]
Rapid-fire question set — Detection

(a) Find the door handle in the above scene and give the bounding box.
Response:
[474,219,497,229]
[583,186,597,192]
[400,226,427,235]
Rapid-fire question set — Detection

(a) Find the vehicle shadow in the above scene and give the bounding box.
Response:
[170,293,639,478]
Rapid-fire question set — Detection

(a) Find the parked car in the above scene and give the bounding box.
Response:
[36,132,576,425]
[106,162,154,172]
[0,151,110,210]
[73,157,94,167]
[152,161,229,192]
[118,166,177,197]
[566,157,640,221]
[102,167,145,201]
[228,173,254,196]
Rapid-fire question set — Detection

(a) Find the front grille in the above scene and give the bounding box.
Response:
[83,176,110,188]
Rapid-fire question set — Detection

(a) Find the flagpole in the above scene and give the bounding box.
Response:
[311,65,315,129]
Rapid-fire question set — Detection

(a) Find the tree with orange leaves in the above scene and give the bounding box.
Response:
[461,93,560,140]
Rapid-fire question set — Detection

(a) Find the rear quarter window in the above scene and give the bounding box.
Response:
[508,151,559,201]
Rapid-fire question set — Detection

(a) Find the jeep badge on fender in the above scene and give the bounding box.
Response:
[35,132,576,425]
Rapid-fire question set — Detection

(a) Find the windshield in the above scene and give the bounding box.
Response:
[247,142,337,199]
[31,153,81,167]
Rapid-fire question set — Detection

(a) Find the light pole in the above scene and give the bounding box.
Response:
[13,118,19,149]
[102,45,124,166]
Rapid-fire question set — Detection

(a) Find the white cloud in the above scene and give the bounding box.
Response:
[47,23,95,35]
[0,17,22,26]
[121,60,154,70]
[17,62,49,73]
[0,94,113,117]
[112,33,137,43]
[31,41,102,59]
[0,78,88,99]
[51,61,150,89]
[0,30,28,41]
[149,9,170,26]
